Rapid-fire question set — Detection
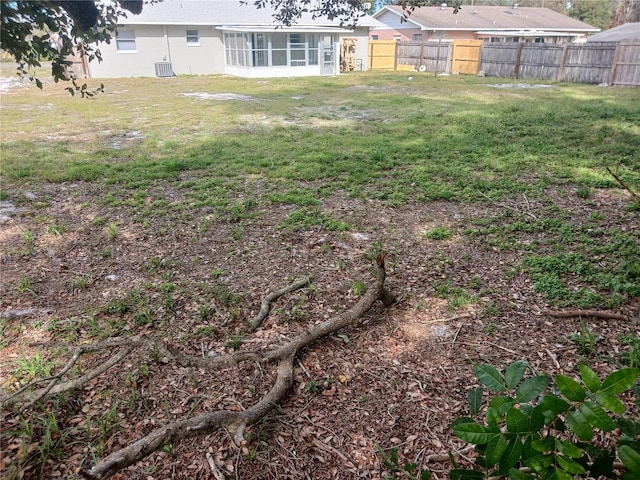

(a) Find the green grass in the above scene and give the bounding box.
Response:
[1,74,637,203]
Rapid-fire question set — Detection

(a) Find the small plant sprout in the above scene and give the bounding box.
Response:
[352,279,367,296]
[106,222,119,240]
[424,226,453,240]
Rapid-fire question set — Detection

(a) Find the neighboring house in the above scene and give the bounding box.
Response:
[586,22,640,42]
[371,4,599,44]
[88,0,381,78]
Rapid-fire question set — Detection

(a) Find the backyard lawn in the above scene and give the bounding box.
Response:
[1,71,639,479]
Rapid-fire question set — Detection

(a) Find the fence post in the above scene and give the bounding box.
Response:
[420,40,425,67]
[514,42,523,79]
[557,42,569,82]
[394,40,399,71]
[609,44,622,86]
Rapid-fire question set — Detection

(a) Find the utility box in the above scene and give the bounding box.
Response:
[154,62,175,77]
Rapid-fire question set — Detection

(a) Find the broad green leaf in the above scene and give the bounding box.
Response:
[516,375,550,403]
[580,400,616,431]
[531,437,555,453]
[476,364,507,392]
[540,394,571,420]
[468,387,483,416]
[508,467,535,480]
[601,368,640,395]
[500,437,524,471]
[449,469,484,480]
[486,434,509,467]
[579,364,601,392]
[506,408,528,434]
[595,392,626,414]
[555,375,586,402]
[553,467,573,480]
[453,423,496,445]
[556,455,586,474]
[619,445,640,472]
[557,439,582,459]
[452,417,476,427]
[617,417,638,437]
[567,410,593,441]
[505,360,528,389]
[525,453,554,474]
[528,405,545,432]
[421,471,432,480]
[486,407,502,429]
[489,395,516,416]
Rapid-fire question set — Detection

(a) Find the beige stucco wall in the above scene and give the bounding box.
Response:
[89,25,372,78]
[89,24,225,78]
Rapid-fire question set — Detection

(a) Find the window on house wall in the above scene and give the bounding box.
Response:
[227,32,320,68]
[186,29,199,46]
[393,35,401,41]
[252,33,268,66]
[224,33,250,66]
[413,34,422,41]
[116,30,137,52]
[371,34,379,40]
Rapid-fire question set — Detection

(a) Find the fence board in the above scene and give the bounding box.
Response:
[384,40,639,86]
[611,42,640,86]
[369,40,397,70]
[396,41,451,73]
[452,40,483,75]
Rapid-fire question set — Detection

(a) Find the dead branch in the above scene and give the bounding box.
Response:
[606,166,639,201]
[79,254,390,479]
[1,346,134,410]
[248,276,312,330]
[543,309,631,321]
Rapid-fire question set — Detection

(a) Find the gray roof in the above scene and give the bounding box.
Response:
[375,5,599,33]
[121,0,382,28]
[586,23,640,42]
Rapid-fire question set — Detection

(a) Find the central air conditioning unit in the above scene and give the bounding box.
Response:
[154,62,174,77]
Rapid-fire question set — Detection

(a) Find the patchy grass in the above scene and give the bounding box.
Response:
[0,72,638,480]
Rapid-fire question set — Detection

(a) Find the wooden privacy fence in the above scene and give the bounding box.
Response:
[482,41,639,86]
[369,39,640,86]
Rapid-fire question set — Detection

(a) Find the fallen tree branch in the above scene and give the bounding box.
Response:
[248,276,312,330]
[80,254,390,479]
[606,166,639,201]
[543,309,630,321]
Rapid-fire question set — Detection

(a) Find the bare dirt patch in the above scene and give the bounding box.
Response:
[0,180,638,480]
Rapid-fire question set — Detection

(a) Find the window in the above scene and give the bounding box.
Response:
[252,33,267,66]
[186,29,199,46]
[371,34,379,40]
[413,34,423,41]
[393,35,402,41]
[225,32,321,68]
[225,33,250,66]
[116,30,136,52]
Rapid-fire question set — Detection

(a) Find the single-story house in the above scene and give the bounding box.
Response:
[371,4,599,44]
[87,0,382,78]
[586,22,640,42]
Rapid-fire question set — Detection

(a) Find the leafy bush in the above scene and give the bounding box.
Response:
[452,361,640,480]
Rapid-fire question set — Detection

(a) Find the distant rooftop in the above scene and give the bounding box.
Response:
[375,5,599,32]
[586,23,640,42]
[121,0,382,28]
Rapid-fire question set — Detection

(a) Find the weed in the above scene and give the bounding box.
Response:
[226,335,243,350]
[100,247,113,258]
[16,275,36,295]
[619,333,640,368]
[15,352,55,380]
[93,216,107,226]
[569,322,601,356]
[71,275,92,290]
[134,307,154,326]
[576,186,592,199]
[106,222,119,240]
[424,226,453,240]
[352,279,367,296]
[279,208,350,233]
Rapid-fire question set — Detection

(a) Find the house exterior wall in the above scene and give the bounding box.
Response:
[89,25,371,78]
[89,24,225,78]
[166,25,225,75]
